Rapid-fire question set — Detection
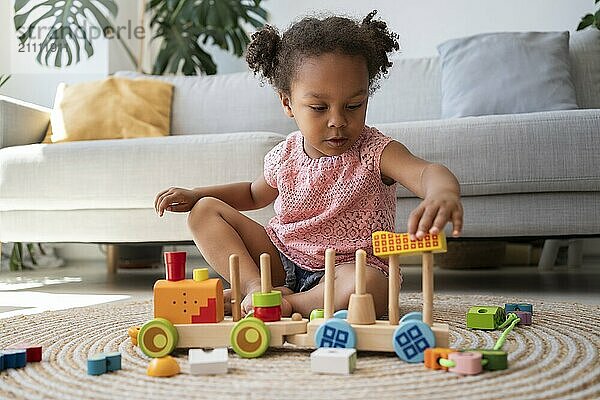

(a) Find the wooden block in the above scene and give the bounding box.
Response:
[372,231,447,256]
[0,353,4,371]
[87,354,107,376]
[466,349,508,370]
[347,294,376,325]
[252,291,282,307]
[9,344,42,362]
[147,356,180,377]
[193,268,209,282]
[4,349,27,368]
[505,303,533,315]
[104,352,121,371]
[311,348,357,375]
[189,348,228,375]
[310,309,324,321]
[512,310,532,325]
[424,347,457,370]
[466,306,505,330]
[448,352,483,375]
[431,323,450,348]
[154,278,224,324]
[254,305,281,322]
[176,320,235,348]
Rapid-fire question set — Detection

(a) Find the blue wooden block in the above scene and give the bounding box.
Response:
[0,352,4,371]
[314,319,356,349]
[393,320,435,363]
[87,354,107,376]
[10,349,27,368]
[2,350,17,369]
[333,310,348,319]
[104,352,122,371]
[505,303,533,315]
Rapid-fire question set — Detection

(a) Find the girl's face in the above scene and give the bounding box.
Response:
[279,53,369,159]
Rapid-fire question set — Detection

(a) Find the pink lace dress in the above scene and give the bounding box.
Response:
[264,125,397,274]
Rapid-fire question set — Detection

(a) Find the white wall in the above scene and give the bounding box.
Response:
[214,0,593,71]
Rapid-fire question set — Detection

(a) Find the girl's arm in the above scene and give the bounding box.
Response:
[380,140,463,239]
[155,175,278,216]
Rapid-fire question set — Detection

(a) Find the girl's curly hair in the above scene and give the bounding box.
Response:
[246,10,399,96]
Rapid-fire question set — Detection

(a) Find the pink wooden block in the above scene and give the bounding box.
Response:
[512,311,532,325]
[448,352,483,375]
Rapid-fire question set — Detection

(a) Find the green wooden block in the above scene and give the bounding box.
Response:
[252,291,282,307]
[310,308,324,321]
[466,306,505,330]
[466,349,508,370]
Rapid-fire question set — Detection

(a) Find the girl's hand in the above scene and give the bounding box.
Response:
[408,191,463,240]
[154,187,202,217]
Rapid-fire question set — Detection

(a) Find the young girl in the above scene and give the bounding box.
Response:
[154,11,463,318]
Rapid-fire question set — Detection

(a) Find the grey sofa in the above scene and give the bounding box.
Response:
[1,30,598,271]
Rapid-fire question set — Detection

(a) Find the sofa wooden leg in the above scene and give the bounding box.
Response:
[106,244,119,275]
[538,239,584,270]
[567,239,584,268]
[538,239,562,270]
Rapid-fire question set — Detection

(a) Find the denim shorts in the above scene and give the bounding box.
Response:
[278,251,325,293]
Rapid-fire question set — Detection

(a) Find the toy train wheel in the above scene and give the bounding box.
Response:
[230,317,270,358]
[138,318,179,358]
[392,320,435,363]
[314,318,356,348]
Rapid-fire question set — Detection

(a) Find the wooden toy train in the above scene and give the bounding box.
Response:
[132,231,449,363]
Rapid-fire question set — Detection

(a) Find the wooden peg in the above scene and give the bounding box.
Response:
[347,249,376,325]
[260,253,272,294]
[229,254,242,322]
[324,249,336,319]
[422,252,433,326]
[388,254,400,325]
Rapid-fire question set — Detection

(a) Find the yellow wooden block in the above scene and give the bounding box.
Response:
[154,278,224,324]
[193,268,209,282]
[372,231,447,256]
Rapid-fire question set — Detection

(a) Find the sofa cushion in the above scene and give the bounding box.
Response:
[375,109,600,198]
[115,71,298,136]
[437,31,578,118]
[45,77,173,143]
[0,132,285,211]
[570,29,600,109]
[367,57,442,123]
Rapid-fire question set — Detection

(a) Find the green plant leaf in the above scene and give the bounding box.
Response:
[148,0,268,75]
[14,0,118,68]
[577,13,595,30]
[0,74,10,88]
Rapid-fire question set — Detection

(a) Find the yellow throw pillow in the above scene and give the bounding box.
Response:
[45,77,174,143]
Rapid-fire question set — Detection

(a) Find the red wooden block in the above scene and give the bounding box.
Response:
[164,251,186,281]
[9,344,42,362]
[512,311,532,325]
[253,305,282,322]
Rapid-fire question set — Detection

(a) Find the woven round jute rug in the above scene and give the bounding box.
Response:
[1,294,598,400]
